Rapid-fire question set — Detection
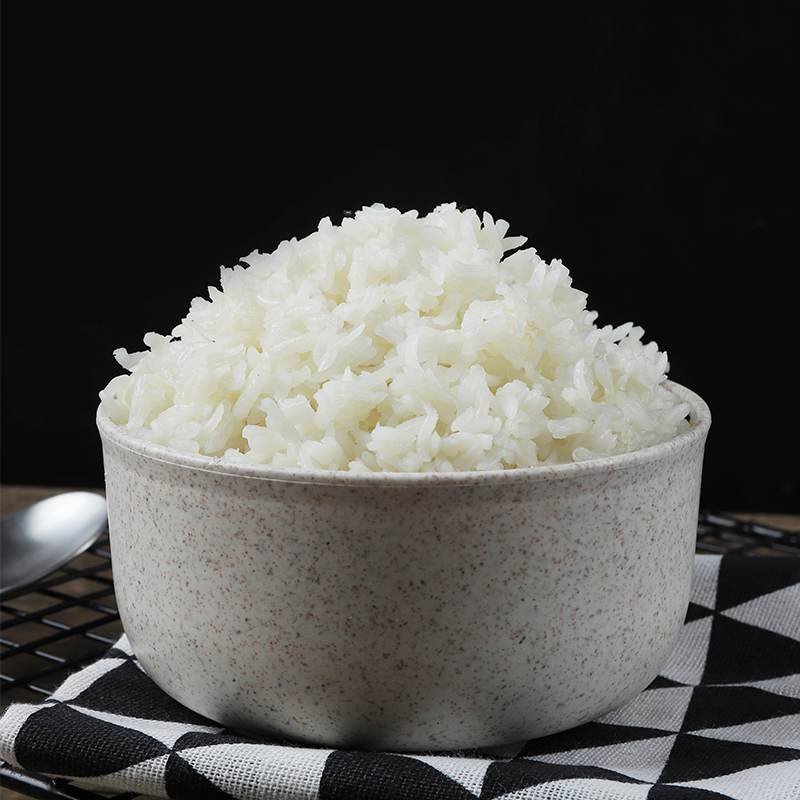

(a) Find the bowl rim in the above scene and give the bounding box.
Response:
[96,380,710,487]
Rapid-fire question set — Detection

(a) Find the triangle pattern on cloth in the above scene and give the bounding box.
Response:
[411,755,493,796]
[69,660,215,724]
[735,674,800,701]
[49,658,128,703]
[647,676,689,690]
[530,733,677,783]
[659,617,714,685]
[520,722,671,757]
[691,713,800,749]
[667,757,800,800]
[598,686,695,732]
[176,743,332,800]
[489,778,653,800]
[702,614,800,684]
[104,647,136,661]
[658,732,800,783]
[681,684,800,732]
[74,753,170,797]
[319,751,477,800]
[647,784,744,799]
[685,603,714,623]
[715,557,800,611]
[15,703,169,777]
[0,704,41,767]
[690,556,722,610]
[69,705,224,748]
[165,751,237,800]
[722,584,800,642]
[479,760,646,798]
[111,635,135,656]
[645,675,686,689]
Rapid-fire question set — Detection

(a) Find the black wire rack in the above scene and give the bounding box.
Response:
[1,512,798,800]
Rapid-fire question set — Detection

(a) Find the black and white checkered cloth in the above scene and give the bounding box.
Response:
[1,555,799,799]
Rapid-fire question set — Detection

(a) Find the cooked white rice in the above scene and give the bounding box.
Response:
[100,203,689,471]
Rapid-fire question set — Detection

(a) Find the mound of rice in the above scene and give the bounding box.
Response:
[100,204,689,472]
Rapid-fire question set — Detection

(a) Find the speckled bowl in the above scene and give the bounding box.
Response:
[97,381,710,751]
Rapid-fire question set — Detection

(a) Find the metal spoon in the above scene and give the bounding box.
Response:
[0,492,108,596]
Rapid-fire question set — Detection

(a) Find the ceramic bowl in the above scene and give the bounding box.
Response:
[97,381,710,751]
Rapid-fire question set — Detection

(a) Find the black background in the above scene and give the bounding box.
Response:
[2,6,797,509]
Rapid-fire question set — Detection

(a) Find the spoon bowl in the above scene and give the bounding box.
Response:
[1,492,108,595]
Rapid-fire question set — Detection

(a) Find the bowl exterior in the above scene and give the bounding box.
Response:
[99,416,707,750]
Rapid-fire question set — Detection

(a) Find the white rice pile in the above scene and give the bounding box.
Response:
[100,204,689,472]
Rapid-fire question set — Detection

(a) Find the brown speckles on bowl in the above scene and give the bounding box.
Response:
[97,381,710,751]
